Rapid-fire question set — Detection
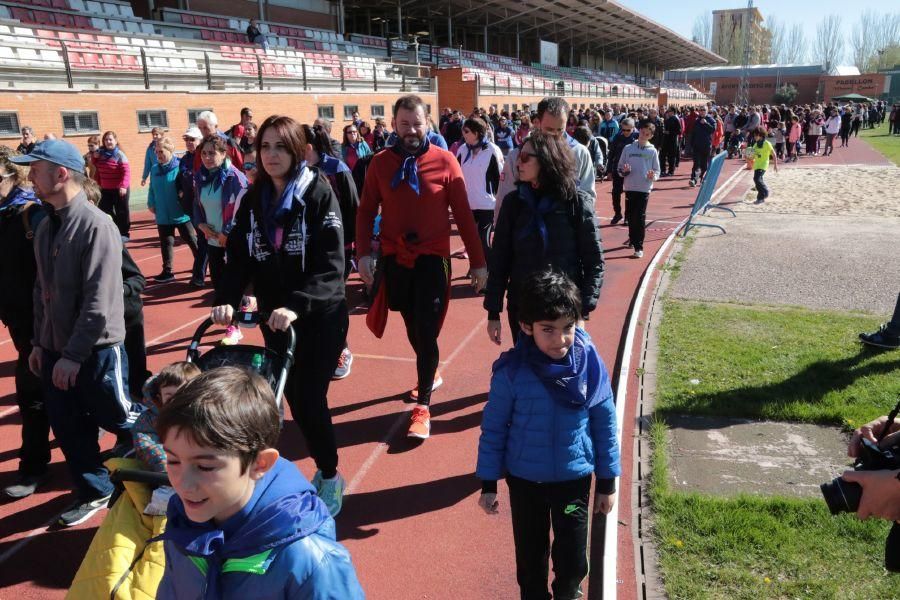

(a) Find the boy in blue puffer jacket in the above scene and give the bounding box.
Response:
[477,269,620,600]
[154,367,365,599]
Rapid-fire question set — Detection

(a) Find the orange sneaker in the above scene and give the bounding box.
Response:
[409,371,443,401]
[408,405,431,439]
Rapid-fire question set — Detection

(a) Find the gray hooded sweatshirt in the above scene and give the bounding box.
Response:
[616,141,661,193]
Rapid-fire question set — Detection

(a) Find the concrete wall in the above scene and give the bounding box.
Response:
[0,89,436,190]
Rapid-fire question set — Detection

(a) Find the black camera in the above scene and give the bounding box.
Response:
[820,437,900,515]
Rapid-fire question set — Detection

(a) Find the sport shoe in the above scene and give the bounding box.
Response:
[754,198,765,205]
[408,405,431,440]
[333,347,353,380]
[610,215,622,225]
[3,473,49,499]
[859,325,900,350]
[154,271,175,282]
[220,325,243,346]
[410,371,443,401]
[689,179,697,187]
[633,250,644,258]
[312,470,345,516]
[58,493,112,527]
[189,277,205,288]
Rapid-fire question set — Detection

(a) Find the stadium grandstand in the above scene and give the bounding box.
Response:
[0,0,721,189]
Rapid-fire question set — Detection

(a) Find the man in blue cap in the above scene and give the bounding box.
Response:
[12,139,136,527]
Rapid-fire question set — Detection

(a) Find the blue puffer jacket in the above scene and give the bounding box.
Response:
[155,457,365,599]
[477,330,621,484]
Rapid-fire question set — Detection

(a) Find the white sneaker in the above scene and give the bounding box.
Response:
[633,250,644,258]
[220,325,243,346]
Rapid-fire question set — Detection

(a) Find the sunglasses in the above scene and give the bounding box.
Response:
[243,162,257,170]
[621,129,633,134]
[517,151,537,164]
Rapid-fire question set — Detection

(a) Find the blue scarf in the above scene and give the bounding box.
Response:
[197,160,230,192]
[520,328,602,409]
[156,155,179,175]
[97,146,124,162]
[318,153,349,176]
[390,137,431,196]
[259,163,311,246]
[0,186,38,209]
[516,183,557,249]
[462,139,487,164]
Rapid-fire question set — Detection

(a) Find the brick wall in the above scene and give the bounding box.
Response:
[821,74,888,101]
[687,75,823,105]
[0,89,436,190]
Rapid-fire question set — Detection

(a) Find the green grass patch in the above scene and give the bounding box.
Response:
[656,300,900,426]
[658,233,696,281]
[646,419,899,599]
[860,122,900,166]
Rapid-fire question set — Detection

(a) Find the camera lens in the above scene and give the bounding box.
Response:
[820,477,862,515]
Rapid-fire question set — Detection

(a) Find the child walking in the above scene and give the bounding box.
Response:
[787,116,801,163]
[748,127,778,205]
[476,270,621,600]
[616,121,660,259]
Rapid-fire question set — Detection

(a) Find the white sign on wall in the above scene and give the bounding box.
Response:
[540,40,558,67]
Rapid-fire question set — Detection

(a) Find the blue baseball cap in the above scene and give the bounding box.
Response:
[10,139,85,173]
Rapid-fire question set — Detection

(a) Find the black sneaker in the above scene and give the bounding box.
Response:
[189,277,205,288]
[154,271,176,282]
[610,215,622,225]
[689,179,697,187]
[3,473,50,499]
[859,325,900,350]
[58,493,112,527]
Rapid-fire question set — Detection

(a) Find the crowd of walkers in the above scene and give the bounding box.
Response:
[0,91,892,598]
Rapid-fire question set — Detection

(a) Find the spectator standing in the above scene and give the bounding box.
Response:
[823,108,841,156]
[238,123,257,154]
[647,108,664,150]
[806,110,824,155]
[0,155,50,499]
[356,95,487,440]
[18,127,36,155]
[787,116,801,162]
[689,106,716,187]
[83,135,99,181]
[494,116,516,156]
[597,110,620,142]
[456,117,504,266]
[660,107,681,177]
[16,140,137,527]
[195,110,244,171]
[606,119,638,225]
[341,124,372,172]
[313,118,342,158]
[573,126,604,180]
[178,127,207,287]
[148,137,200,283]
[616,121,660,258]
[140,127,164,187]
[230,107,254,142]
[840,108,853,147]
[91,130,131,241]
[443,111,464,147]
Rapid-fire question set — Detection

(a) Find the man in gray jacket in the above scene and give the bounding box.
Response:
[14,140,136,527]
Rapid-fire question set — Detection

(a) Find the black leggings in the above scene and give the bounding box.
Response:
[625,191,649,251]
[157,222,200,273]
[384,254,449,406]
[99,188,131,237]
[472,209,493,269]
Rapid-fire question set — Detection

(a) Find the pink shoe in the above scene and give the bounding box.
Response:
[220,325,243,346]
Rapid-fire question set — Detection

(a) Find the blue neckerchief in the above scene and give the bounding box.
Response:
[197,159,230,192]
[521,328,602,409]
[564,132,579,149]
[462,139,487,164]
[97,146,123,161]
[259,163,307,243]
[515,183,557,249]
[318,153,349,176]
[390,137,431,196]
[179,151,194,175]
[156,155,179,175]
[0,186,38,209]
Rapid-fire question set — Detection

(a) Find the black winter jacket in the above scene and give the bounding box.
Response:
[218,169,345,318]
[484,188,604,318]
[0,200,44,329]
[121,247,146,327]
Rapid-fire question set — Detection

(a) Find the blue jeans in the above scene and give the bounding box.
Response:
[41,344,136,500]
[753,169,769,201]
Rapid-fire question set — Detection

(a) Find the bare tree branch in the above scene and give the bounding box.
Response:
[784,23,807,63]
[814,14,844,71]
[767,16,786,64]
[691,13,712,50]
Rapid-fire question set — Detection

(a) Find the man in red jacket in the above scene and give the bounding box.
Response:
[356,95,487,441]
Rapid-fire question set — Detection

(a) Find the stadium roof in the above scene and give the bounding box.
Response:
[349,0,726,69]
[665,63,849,78]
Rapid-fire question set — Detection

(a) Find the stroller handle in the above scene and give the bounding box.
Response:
[186,312,297,366]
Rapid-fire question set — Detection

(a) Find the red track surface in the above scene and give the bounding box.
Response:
[0,140,887,599]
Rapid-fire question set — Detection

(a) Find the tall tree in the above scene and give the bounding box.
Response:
[691,13,712,50]
[814,14,844,71]
[784,24,807,63]
[767,15,786,64]
[850,11,878,72]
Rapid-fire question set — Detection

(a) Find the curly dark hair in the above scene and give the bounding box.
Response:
[522,130,576,200]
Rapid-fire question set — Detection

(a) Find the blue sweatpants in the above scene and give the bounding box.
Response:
[41,344,136,500]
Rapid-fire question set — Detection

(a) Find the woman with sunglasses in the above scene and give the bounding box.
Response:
[341,124,372,171]
[456,117,504,269]
[484,130,603,347]
[210,115,349,516]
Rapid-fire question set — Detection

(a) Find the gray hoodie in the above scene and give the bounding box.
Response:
[33,191,125,363]
[616,141,661,193]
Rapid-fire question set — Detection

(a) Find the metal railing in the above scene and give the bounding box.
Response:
[474,74,658,100]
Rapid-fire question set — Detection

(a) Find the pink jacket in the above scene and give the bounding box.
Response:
[91,148,131,190]
[788,123,801,143]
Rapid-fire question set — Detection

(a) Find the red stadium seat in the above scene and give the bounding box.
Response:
[74,15,92,29]
[51,0,69,8]
[33,10,53,25]
[53,13,75,28]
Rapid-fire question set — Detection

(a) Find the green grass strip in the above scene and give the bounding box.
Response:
[860,122,900,167]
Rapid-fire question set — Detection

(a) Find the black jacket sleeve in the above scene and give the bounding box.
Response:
[218,195,255,309]
[284,176,345,319]
[483,190,518,318]
[576,190,604,314]
[121,247,146,325]
[334,170,359,251]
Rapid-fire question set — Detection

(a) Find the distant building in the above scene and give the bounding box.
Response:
[666,64,827,104]
[711,8,771,65]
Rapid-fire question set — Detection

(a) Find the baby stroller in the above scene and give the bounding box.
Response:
[66,310,295,600]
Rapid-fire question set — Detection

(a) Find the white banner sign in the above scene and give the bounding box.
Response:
[540,40,558,67]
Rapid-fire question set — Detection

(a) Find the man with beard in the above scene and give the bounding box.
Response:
[356,95,487,441]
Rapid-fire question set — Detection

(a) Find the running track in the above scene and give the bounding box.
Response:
[0,138,888,599]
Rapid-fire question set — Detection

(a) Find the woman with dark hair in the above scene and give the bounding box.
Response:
[211,115,349,516]
[91,130,131,240]
[359,121,374,148]
[303,123,359,378]
[194,134,248,302]
[341,124,372,171]
[455,117,504,268]
[484,130,604,346]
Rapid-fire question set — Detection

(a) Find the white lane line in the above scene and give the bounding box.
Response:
[345,316,487,496]
[600,162,747,600]
[145,314,211,346]
[351,353,416,363]
[0,405,19,419]
[134,244,190,264]
[0,511,67,565]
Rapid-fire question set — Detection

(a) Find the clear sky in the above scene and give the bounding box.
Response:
[615,0,889,59]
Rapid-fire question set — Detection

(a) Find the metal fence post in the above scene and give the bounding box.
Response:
[139,47,150,89]
[401,71,406,92]
[373,65,378,91]
[301,59,307,91]
[60,42,74,89]
[204,52,212,90]
[256,55,264,90]
[339,62,346,91]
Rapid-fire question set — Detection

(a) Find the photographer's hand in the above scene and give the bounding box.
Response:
[841,469,900,521]
[849,416,900,458]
